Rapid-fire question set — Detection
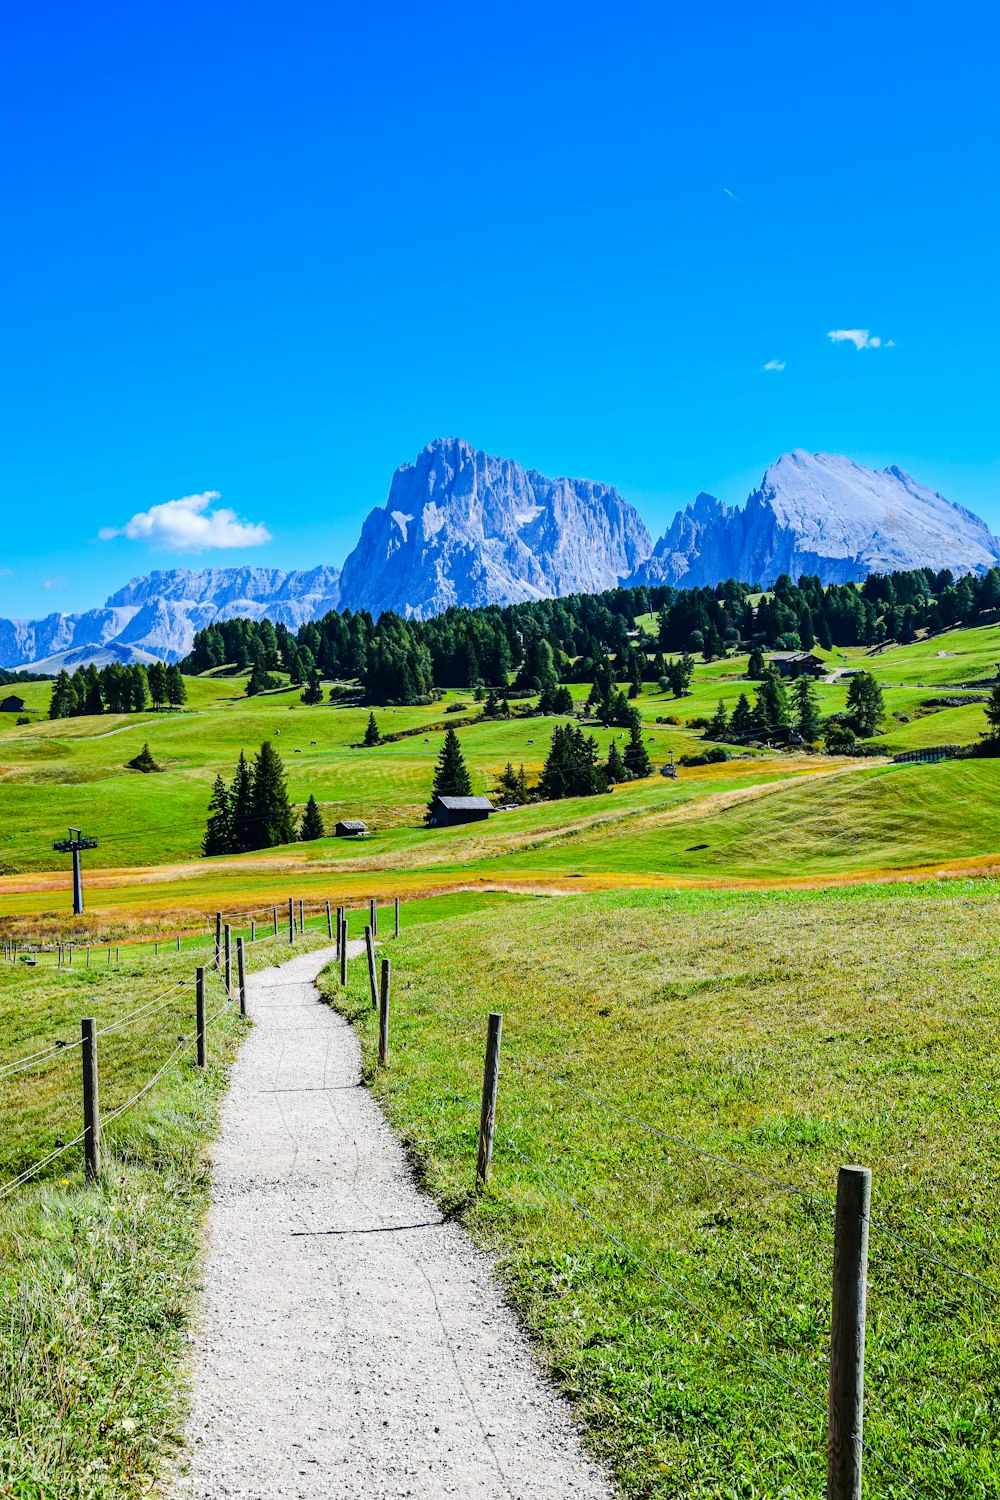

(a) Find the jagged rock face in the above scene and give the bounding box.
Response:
[0,566,342,669]
[632,451,1000,589]
[3,444,998,668]
[337,438,652,619]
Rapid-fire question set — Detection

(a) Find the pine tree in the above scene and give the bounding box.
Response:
[165,664,187,706]
[792,675,822,741]
[202,774,233,856]
[299,793,325,840]
[496,761,528,804]
[250,741,297,847]
[300,668,324,705]
[754,669,790,730]
[622,722,652,779]
[230,751,254,853]
[148,661,167,708]
[746,646,767,680]
[706,699,729,739]
[729,692,755,737]
[427,728,472,820]
[48,670,76,719]
[845,672,885,737]
[363,711,381,746]
[605,739,628,784]
[83,664,103,716]
[126,741,161,773]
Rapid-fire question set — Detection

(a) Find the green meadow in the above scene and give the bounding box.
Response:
[326,881,1000,1499]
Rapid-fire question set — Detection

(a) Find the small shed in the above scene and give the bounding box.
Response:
[767,651,825,679]
[429,795,494,827]
[0,695,26,713]
[334,819,369,838]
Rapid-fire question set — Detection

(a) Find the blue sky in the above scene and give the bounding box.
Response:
[2,0,998,617]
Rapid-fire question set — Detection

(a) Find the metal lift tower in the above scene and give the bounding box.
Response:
[52,828,100,915]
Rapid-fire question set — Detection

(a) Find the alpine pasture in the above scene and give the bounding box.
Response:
[0,620,998,1498]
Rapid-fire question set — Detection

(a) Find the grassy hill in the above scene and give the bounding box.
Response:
[0,622,997,921]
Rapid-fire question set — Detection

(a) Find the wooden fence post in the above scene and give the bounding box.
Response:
[476,1012,503,1190]
[827,1165,872,1500]
[378,959,390,1067]
[195,967,206,1067]
[251,917,256,944]
[370,897,377,936]
[272,904,278,937]
[115,946,119,965]
[395,895,400,938]
[176,934,181,952]
[298,897,304,934]
[214,912,222,970]
[154,940,159,957]
[236,937,247,1017]
[81,1017,100,1181]
[86,946,91,968]
[326,899,333,940]
[365,925,378,1009]
[288,897,295,944]
[224,924,232,996]
[340,914,348,985]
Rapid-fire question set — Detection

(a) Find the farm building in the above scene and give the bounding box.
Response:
[428,794,495,827]
[0,695,26,713]
[766,651,825,678]
[334,819,369,838]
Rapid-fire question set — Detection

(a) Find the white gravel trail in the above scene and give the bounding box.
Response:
[176,942,615,1500]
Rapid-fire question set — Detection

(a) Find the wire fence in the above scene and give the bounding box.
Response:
[0,892,365,1202]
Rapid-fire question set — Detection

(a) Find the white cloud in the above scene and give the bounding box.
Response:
[0,567,12,578]
[763,359,786,372]
[43,576,66,590]
[99,491,272,552]
[827,328,894,351]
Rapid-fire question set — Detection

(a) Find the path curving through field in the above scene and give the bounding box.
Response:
[176,942,614,1500]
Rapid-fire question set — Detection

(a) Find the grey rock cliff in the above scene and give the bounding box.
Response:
[336,438,652,619]
[632,450,1000,589]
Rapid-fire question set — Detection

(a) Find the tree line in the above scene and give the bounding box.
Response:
[180,564,1000,707]
[49,662,186,718]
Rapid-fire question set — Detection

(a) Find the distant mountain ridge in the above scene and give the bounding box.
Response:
[633,450,1000,589]
[1,442,997,667]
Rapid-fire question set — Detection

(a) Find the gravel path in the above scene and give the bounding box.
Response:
[176,943,614,1500]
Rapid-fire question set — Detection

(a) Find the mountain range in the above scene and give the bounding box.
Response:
[2,438,998,668]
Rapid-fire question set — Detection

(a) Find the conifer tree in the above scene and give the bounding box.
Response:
[165,664,187,706]
[605,738,628,784]
[202,775,233,856]
[496,761,529,804]
[746,646,767,680]
[845,672,885,737]
[301,668,324,705]
[230,751,254,853]
[706,699,729,739]
[48,669,76,719]
[729,692,755,737]
[83,664,104,716]
[148,661,167,708]
[250,740,297,847]
[299,793,325,840]
[792,675,822,741]
[754,668,790,730]
[427,728,472,820]
[363,711,381,746]
[622,721,652,779]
